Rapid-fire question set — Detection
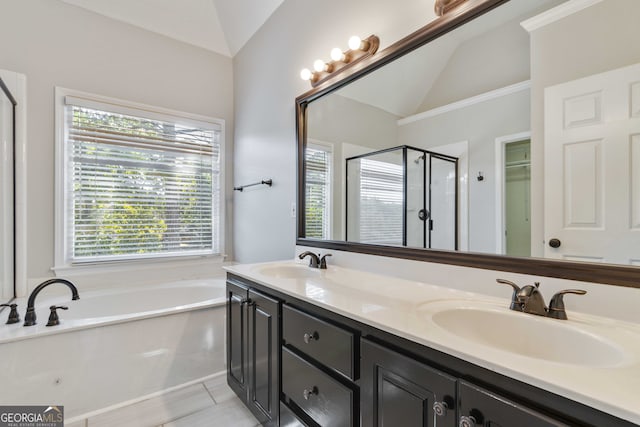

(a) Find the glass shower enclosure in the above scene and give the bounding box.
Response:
[346,145,458,250]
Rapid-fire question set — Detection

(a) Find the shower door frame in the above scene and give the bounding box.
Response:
[345,145,458,250]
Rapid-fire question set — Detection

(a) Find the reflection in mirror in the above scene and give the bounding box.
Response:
[345,146,458,250]
[303,0,640,267]
[0,76,16,303]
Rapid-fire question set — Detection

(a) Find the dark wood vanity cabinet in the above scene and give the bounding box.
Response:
[280,304,358,426]
[360,338,571,427]
[226,279,281,426]
[361,339,457,427]
[458,381,570,427]
[226,274,635,427]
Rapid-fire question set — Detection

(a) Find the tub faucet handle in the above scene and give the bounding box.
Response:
[46,305,69,327]
[0,303,20,324]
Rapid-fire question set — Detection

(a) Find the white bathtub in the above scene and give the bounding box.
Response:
[0,279,227,420]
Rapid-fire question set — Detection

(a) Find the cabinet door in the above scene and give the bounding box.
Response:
[226,281,248,399]
[361,339,457,427]
[458,381,570,427]
[248,288,280,424]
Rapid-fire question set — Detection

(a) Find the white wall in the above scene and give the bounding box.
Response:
[232,0,438,263]
[0,0,234,290]
[398,90,530,253]
[417,17,530,111]
[308,94,399,240]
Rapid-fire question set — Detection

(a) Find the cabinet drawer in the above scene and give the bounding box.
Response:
[283,304,355,379]
[282,347,354,427]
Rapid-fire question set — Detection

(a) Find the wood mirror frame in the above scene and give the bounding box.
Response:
[295,0,640,289]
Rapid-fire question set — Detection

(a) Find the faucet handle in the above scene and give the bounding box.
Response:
[496,279,521,310]
[319,253,332,269]
[0,303,20,324]
[548,289,586,320]
[46,305,69,327]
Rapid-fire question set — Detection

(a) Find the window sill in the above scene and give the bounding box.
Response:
[52,254,227,279]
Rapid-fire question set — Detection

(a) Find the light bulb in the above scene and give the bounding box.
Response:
[348,35,362,51]
[300,68,312,81]
[330,47,345,62]
[313,59,326,72]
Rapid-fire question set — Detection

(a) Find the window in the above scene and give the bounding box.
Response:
[55,89,224,267]
[305,141,332,239]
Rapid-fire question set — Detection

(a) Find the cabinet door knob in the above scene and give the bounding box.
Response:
[303,386,318,400]
[303,331,319,343]
[433,401,448,417]
[459,415,477,427]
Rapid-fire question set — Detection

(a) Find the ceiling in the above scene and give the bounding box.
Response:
[59,0,285,57]
[336,0,561,118]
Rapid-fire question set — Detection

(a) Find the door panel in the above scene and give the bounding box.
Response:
[361,339,456,427]
[226,281,248,397]
[429,155,457,250]
[458,381,570,427]
[406,148,426,248]
[544,62,640,263]
[248,288,280,424]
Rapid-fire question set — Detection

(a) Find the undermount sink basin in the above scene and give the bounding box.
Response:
[255,264,320,279]
[422,303,627,367]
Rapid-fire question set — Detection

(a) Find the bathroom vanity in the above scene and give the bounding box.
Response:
[226,0,640,425]
[225,261,640,427]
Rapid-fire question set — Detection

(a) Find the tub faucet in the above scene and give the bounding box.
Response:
[24,279,79,326]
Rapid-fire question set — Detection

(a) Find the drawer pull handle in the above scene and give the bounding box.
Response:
[303,331,319,344]
[433,401,448,417]
[459,415,477,427]
[303,386,318,400]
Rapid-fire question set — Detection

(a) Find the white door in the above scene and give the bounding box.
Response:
[544,62,640,264]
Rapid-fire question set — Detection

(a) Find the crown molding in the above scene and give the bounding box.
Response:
[521,0,604,33]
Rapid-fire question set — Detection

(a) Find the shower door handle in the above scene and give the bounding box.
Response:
[418,209,430,221]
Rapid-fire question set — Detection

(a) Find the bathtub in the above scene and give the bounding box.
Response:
[0,279,227,420]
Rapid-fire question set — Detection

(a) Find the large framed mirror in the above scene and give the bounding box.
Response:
[297,0,640,287]
[0,74,16,303]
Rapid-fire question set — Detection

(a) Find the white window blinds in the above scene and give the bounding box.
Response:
[305,144,331,239]
[64,98,222,263]
[358,158,403,245]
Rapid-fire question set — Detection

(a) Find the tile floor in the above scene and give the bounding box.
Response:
[66,375,260,427]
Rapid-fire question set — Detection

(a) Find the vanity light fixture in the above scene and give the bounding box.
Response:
[434,0,469,16]
[300,34,379,88]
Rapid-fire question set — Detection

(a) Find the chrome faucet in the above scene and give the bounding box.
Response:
[24,279,80,326]
[497,279,585,320]
[298,252,332,269]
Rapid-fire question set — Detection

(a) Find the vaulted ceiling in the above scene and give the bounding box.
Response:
[59,0,285,57]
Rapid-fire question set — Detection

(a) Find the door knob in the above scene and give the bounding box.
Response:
[418,209,430,221]
[548,238,561,248]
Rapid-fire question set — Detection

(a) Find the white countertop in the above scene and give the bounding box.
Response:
[225,260,640,425]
